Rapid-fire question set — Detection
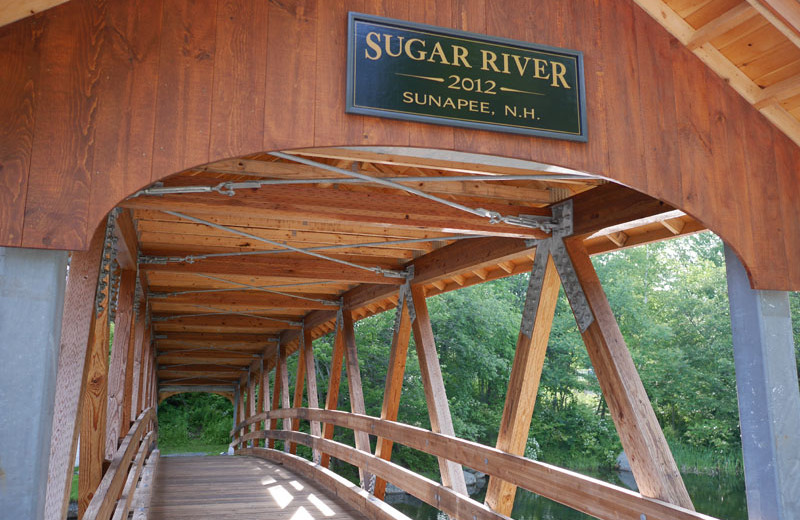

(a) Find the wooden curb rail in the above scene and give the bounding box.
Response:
[232,408,717,520]
[83,408,157,520]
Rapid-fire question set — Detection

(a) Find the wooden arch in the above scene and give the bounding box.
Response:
[0,0,798,289]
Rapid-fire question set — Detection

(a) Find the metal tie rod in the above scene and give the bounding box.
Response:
[188,273,340,307]
[148,281,339,299]
[270,151,557,233]
[130,174,600,198]
[152,310,302,326]
[162,210,407,279]
[139,234,481,265]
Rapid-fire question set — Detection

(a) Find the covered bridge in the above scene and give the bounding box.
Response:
[0,1,798,519]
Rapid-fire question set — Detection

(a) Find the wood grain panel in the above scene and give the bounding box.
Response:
[0,0,799,290]
[151,0,216,180]
[635,7,682,206]
[209,0,268,159]
[314,0,365,145]
[0,16,41,245]
[263,0,317,151]
[88,0,163,232]
[405,0,455,151]
[23,0,105,249]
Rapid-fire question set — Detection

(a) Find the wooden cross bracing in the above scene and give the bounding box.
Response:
[46,149,707,520]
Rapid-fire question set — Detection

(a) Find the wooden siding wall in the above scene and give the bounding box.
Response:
[0,0,798,289]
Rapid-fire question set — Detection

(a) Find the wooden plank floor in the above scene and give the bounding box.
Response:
[149,455,370,520]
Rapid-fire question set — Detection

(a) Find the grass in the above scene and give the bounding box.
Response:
[668,441,743,476]
[69,470,78,502]
[158,443,231,456]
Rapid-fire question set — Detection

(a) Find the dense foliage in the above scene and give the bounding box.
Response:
[158,233,800,477]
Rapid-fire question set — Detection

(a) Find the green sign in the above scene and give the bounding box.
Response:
[347,13,587,142]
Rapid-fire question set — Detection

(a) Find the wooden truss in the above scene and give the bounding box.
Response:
[45,148,708,520]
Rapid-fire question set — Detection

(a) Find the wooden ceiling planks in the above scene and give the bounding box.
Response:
[111,154,704,391]
[637,0,800,143]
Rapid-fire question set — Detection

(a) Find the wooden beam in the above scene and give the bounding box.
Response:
[121,185,550,239]
[747,0,800,47]
[302,327,322,461]
[44,225,106,520]
[278,345,292,452]
[268,350,281,449]
[247,366,256,447]
[288,339,307,455]
[341,310,375,488]
[485,245,560,515]
[79,272,111,516]
[686,3,758,50]
[562,238,693,509]
[259,357,270,447]
[152,315,298,334]
[150,291,339,311]
[249,409,715,520]
[571,183,673,237]
[122,305,144,434]
[408,285,468,496]
[373,290,413,500]
[114,209,139,271]
[0,0,69,28]
[320,312,346,468]
[143,255,405,285]
[106,270,137,459]
[129,319,144,423]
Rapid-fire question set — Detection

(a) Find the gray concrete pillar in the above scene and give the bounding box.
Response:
[725,244,800,520]
[0,247,68,519]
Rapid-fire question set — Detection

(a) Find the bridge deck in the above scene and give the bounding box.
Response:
[150,455,370,520]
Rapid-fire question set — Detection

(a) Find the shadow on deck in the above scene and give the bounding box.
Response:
[150,455,368,520]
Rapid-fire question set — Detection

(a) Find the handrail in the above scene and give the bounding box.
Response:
[232,408,717,520]
[84,407,158,520]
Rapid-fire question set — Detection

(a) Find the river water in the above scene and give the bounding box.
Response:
[386,470,746,520]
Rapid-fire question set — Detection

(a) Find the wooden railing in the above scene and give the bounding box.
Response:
[83,407,159,520]
[232,408,717,520]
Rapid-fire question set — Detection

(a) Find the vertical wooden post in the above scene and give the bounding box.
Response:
[135,325,151,418]
[269,348,283,449]
[289,343,307,454]
[485,244,560,515]
[257,356,268,447]
[320,311,346,468]
[561,237,693,509]
[238,380,246,433]
[302,326,322,461]
[409,285,469,496]
[341,310,374,489]
[373,288,412,500]
[247,367,256,447]
[78,271,111,516]
[105,269,136,459]
[121,297,143,434]
[232,386,240,438]
[129,318,144,420]
[44,225,105,520]
[278,345,292,452]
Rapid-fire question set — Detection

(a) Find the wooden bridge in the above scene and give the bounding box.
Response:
[1,1,799,520]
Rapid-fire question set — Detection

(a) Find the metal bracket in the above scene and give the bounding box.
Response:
[520,239,552,338]
[550,237,594,332]
[108,261,121,322]
[549,199,574,237]
[366,473,377,494]
[336,303,345,332]
[95,209,120,317]
[405,285,417,324]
